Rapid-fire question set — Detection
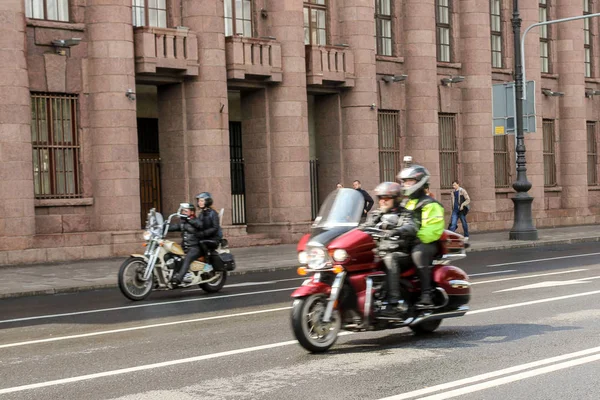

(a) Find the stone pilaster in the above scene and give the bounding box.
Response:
[0,0,35,250]
[403,0,440,190]
[87,0,140,231]
[182,0,232,223]
[556,0,588,210]
[339,0,379,192]
[459,0,496,215]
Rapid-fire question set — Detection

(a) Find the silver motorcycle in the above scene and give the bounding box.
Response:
[118,205,236,301]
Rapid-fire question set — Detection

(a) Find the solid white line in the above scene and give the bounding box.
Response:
[0,287,297,325]
[184,277,305,291]
[472,269,589,285]
[468,270,516,277]
[487,252,600,267]
[0,307,293,350]
[378,345,600,400]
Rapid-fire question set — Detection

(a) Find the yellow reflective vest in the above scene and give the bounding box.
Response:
[404,197,445,244]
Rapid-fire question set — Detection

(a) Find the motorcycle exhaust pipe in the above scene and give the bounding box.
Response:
[409,305,469,326]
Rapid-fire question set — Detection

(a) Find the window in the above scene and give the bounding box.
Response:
[490,0,503,68]
[436,0,451,62]
[439,113,458,189]
[378,110,401,181]
[494,135,510,188]
[304,0,327,45]
[588,121,598,185]
[539,0,550,73]
[542,119,557,187]
[25,0,68,21]
[31,94,81,199]
[132,0,167,28]
[584,0,592,78]
[375,0,392,56]
[224,0,252,37]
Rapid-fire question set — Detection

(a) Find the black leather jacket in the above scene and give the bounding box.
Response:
[196,208,222,241]
[169,217,202,249]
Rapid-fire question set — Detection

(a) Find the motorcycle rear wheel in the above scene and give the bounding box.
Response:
[118,257,153,301]
[292,294,341,353]
[200,271,227,293]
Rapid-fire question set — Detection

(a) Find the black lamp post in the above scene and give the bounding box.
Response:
[510,0,538,240]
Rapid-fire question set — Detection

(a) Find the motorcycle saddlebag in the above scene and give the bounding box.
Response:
[210,252,236,272]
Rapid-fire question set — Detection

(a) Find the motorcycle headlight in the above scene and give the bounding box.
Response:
[298,251,308,265]
[307,247,329,269]
[142,230,152,241]
[332,249,349,262]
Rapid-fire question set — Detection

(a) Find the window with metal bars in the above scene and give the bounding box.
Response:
[304,0,327,45]
[31,94,81,199]
[494,135,511,188]
[490,0,503,68]
[436,0,451,62]
[584,0,592,78]
[539,0,550,73]
[132,0,167,28]
[439,114,458,189]
[375,0,393,56]
[542,119,557,187]
[224,0,253,37]
[25,0,68,21]
[378,110,401,182]
[588,121,598,185]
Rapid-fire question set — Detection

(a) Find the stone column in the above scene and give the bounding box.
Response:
[0,0,35,251]
[403,0,440,191]
[556,0,588,210]
[339,0,379,192]
[182,0,232,224]
[458,0,496,218]
[87,0,140,231]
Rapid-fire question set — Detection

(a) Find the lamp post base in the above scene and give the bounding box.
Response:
[509,195,538,240]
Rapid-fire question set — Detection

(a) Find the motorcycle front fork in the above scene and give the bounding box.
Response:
[142,243,160,281]
[322,271,346,323]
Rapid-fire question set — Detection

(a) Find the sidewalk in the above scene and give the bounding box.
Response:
[0,225,598,299]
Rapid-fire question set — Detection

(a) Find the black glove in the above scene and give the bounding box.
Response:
[180,215,189,221]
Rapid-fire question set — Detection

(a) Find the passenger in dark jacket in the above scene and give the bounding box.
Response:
[195,191,223,243]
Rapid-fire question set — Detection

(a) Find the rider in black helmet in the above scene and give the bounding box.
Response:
[195,191,223,250]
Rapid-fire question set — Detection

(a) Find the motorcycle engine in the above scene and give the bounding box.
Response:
[164,254,182,270]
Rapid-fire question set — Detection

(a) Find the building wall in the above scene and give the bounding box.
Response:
[1,0,600,265]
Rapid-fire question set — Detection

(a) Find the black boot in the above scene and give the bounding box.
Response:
[415,291,434,309]
[170,273,181,286]
[378,301,403,319]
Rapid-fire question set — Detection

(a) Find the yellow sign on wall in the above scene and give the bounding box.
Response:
[494,126,505,135]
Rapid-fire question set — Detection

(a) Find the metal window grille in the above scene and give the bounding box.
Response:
[539,0,550,73]
[584,0,592,78]
[132,0,167,28]
[436,0,451,62]
[139,155,161,228]
[490,0,503,68]
[588,121,598,185]
[31,93,81,199]
[493,135,511,188]
[439,114,458,189]
[375,0,393,56]
[229,122,246,225]
[224,0,253,37]
[25,0,68,21]
[310,159,320,220]
[378,110,401,182]
[543,119,557,187]
[304,0,327,45]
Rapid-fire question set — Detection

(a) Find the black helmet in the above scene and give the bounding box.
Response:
[195,192,213,208]
[397,165,430,198]
[374,182,402,198]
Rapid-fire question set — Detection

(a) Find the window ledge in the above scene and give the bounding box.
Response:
[588,185,600,191]
[541,73,559,80]
[35,198,93,207]
[437,62,462,70]
[585,78,600,84]
[26,18,85,32]
[492,68,512,76]
[495,187,514,194]
[376,55,404,64]
[544,186,562,192]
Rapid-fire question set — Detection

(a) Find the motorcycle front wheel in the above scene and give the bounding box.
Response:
[118,257,153,301]
[291,294,341,353]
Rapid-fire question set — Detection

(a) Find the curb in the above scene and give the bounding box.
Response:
[2,236,599,299]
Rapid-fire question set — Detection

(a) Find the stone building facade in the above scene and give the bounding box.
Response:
[1,0,599,265]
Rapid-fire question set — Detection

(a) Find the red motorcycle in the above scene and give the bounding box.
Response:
[291,188,471,353]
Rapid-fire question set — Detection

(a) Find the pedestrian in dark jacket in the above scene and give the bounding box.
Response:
[352,180,374,217]
[168,202,203,285]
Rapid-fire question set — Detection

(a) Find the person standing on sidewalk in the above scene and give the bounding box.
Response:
[353,180,374,220]
[449,180,470,241]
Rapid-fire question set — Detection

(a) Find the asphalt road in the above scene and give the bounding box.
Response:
[1,242,600,399]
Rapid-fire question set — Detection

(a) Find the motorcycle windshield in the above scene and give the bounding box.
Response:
[312,188,364,229]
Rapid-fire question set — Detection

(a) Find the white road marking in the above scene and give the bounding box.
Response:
[468,270,516,277]
[494,276,600,292]
[378,345,600,400]
[2,290,600,393]
[0,287,297,325]
[487,252,600,267]
[472,269,588,285]
[0,307,293,350]
[183,277,305,291]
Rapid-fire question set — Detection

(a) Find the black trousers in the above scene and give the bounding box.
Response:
[411,242,439,294]
[176,246,203,279]
[383,252,403,303]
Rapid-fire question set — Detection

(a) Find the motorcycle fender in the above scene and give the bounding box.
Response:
[131,254,148,261]
[291,281,332,298]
